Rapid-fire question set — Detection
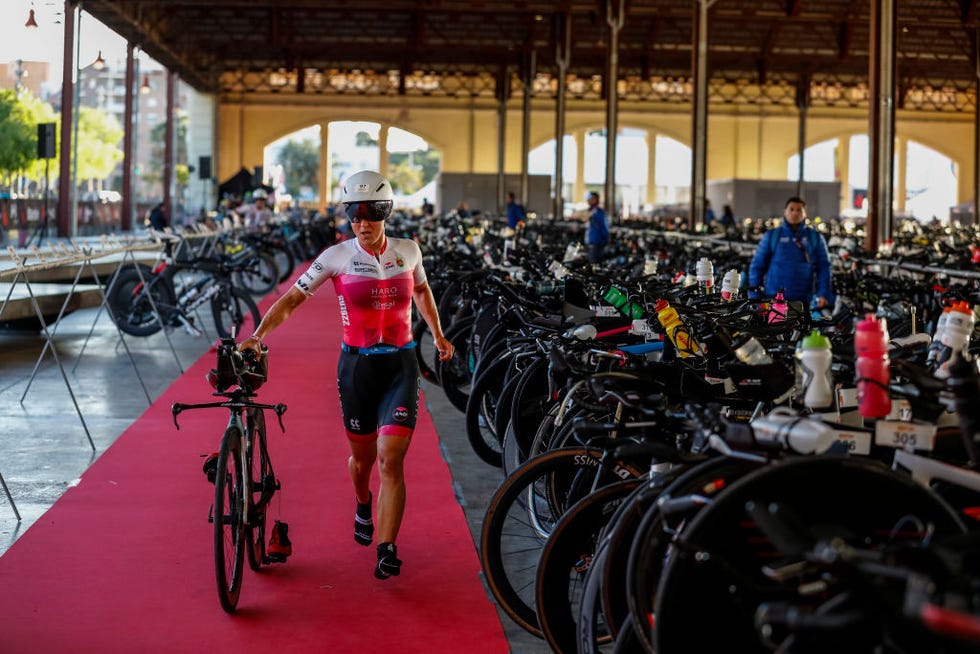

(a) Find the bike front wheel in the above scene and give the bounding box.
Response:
[211,285,261,339]
[246,408,272,571]
[214,428,246,613]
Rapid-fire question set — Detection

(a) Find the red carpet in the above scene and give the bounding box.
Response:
[0,280,509,653]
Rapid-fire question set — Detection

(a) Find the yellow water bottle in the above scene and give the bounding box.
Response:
[654,299,699,357]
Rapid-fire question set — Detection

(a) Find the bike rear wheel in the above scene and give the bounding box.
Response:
[214,428,246,613]
[480,447,644,636]
[105,264,175,337]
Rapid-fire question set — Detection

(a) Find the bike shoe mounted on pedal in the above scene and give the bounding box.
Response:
[354,494,373,546]
[375,542,401,579]
[267,521,292,563]
[202,452,219,484]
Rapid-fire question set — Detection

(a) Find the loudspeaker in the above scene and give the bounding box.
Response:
[252,166,263,188]
[198,156,212,180]
[37,123,56,159]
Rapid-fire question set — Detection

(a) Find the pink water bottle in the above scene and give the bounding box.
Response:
[767,292,788,324]
[855,314,891,418]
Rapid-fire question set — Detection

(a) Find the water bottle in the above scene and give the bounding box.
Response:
[643,256,658,276]
[603,286,628,312]
[799,329,834,409]
[696,257,715,294]
[720,269,740,301]
[767,292,788,324]
[926,306,951,366]
[548,259,571,280]
[672,271,686,285]
[855,314,890,418]
[750,410,837,455]
[654,299,699,357]
[733,335,772,365]
[936,301,975,379]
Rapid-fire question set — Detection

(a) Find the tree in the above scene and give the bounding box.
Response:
[76,106,123,184]
[274,138,319,197]
[355,131,378,147]
[387,159,423,195]
[146,112,190,202]
[388,149,440,194]
[0,89,55,189]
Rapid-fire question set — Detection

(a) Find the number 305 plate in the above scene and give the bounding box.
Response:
[873,420,937,452]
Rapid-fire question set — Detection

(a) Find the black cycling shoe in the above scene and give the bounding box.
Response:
[354,494,373,546]
[375,542,401,579]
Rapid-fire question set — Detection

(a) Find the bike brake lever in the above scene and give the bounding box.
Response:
[171,403,185,430]
[274,403,288,433]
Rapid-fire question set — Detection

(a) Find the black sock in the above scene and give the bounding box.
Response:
[354,494,373,546]
[375,542,401,579]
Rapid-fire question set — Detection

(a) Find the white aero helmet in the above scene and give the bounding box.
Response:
[341,170,393,222]
[252,188,269,200]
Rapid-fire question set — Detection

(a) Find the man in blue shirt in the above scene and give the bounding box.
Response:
[585,191,609,264]
[506,192,525,229]
[748,196,834,309]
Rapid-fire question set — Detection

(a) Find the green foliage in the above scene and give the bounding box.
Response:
[0,90,50,184]
[275,139,319,196]
[175,164,190,188]
[387,160,423,194]
[76,106,123,181]
[355,130,378,147]
[388,149,440,194]
[147,113,189,184]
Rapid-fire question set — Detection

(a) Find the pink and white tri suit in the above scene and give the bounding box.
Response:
[295,237,426,348]
[294,237,427,439]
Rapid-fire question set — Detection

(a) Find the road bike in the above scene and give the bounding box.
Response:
[171,337,287,613]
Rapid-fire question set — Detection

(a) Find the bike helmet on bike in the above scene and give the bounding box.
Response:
[341,170,393,222]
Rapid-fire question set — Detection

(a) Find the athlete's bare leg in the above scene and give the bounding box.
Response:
[348,435,377,505]
[375,434,411,543]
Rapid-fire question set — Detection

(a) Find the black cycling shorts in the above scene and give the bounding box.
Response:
[337,348,420,440]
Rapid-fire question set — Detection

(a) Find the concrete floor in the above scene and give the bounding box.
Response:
[0,295,549,652]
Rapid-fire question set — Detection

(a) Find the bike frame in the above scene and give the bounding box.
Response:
[172,394,286,531]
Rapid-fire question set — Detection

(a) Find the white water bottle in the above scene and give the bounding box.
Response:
[936,301,975,378]
[720,269,740,301]
[799,329,834,409]
[643,256,658,276]
[696,257,715,293]
[927,308,951,366]
[750,409,837,455]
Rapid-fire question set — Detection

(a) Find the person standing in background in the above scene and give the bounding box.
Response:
[748,196,834,309]
[506,191,526,229]
[584,191,609,264]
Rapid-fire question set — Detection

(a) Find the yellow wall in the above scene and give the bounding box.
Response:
[218,95,975,209]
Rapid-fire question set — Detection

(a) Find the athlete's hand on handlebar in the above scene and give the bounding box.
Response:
[238,334,264,356]
[434,334,454,361]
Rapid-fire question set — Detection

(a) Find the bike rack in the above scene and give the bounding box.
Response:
[0,237,169,520]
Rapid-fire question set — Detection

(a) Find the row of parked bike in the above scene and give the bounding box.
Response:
[413,215,980,653]
[104,213,335,339]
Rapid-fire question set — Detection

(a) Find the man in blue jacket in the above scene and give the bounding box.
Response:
[585,191,609,263]
[748,196,834,309]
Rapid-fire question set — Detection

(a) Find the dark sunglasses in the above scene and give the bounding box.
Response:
[344,200,392,223]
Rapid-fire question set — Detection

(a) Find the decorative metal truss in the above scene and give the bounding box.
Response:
[84,0,980,112]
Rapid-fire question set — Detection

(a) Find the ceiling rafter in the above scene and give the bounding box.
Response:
[81,0,980,97]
